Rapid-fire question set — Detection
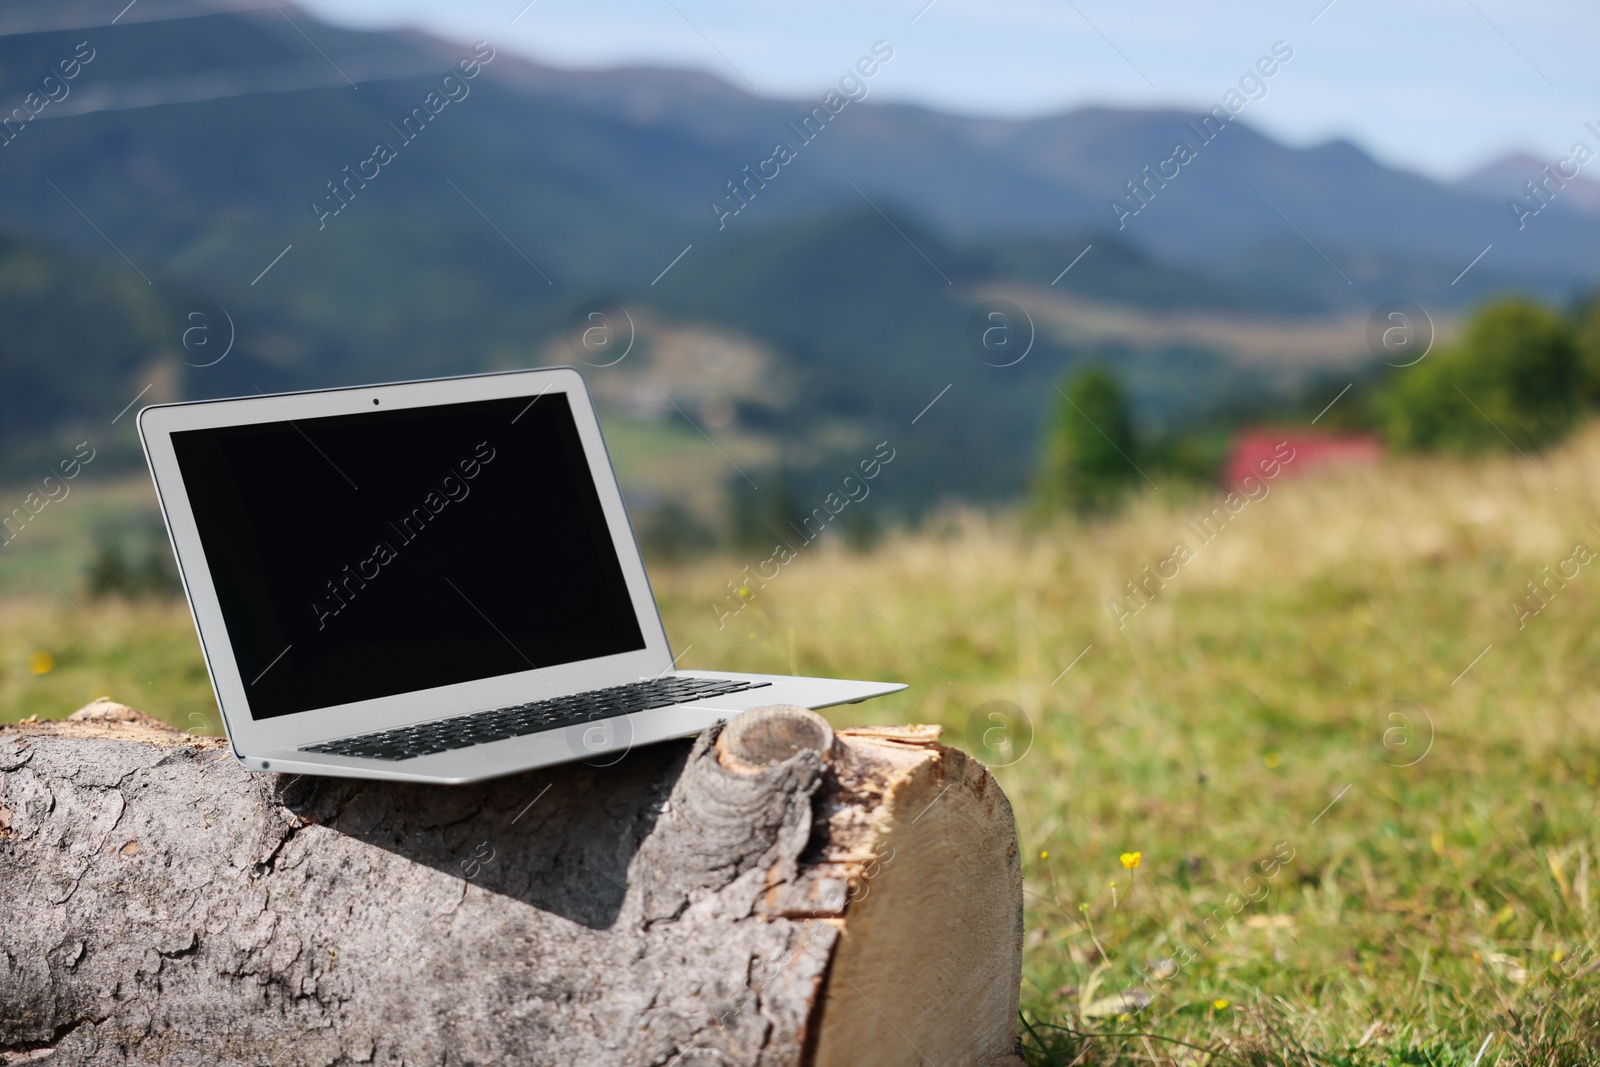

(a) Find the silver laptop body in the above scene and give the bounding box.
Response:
[139,367,903,784]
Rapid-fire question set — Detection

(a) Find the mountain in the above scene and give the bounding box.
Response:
[0,0,1594,514]
[1,1,1591,298]
[1457,152,1600,218]
[0,231,178,478]
[495,66,1600,293]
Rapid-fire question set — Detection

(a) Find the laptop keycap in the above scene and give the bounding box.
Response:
[300,677,771,762]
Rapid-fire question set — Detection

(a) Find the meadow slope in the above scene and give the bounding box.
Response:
[8,430,1600,1063]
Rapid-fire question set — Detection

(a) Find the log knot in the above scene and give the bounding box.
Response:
[66,698,174,730]
[635,706,829,924]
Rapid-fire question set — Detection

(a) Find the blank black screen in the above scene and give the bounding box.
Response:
[170,392,645,720]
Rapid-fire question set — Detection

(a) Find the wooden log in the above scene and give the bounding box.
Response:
[0,699,1022,1066]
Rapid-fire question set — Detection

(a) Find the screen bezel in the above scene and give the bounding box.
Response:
[139,367,673,756]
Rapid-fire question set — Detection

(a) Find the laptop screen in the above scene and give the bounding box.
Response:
[170,391,646,720]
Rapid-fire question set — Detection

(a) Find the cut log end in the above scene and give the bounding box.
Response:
[716,704,835,772]
[810,721,1024,1067]
[0,701,1022,1066]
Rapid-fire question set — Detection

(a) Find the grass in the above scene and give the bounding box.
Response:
[9,428,1600,1063]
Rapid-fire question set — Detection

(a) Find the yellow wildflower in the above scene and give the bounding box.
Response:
[1120,851,1141,870]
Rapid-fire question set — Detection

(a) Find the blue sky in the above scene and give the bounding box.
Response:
[296,0,1598,180]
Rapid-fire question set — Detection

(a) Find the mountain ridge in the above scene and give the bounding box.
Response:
[0,1,1593,514]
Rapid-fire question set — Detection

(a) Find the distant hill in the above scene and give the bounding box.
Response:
[484,59,1598,294]
[2,2,1590,298]
[0,0,1594,513]
[0,231,176,477]
[1456,152,1600,219]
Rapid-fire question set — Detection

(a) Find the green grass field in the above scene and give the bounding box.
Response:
[7,430,1600,1065]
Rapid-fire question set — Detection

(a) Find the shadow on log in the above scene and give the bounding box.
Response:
[0,699,1023,1066]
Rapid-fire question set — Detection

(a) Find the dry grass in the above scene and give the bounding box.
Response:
[650,426,1600,1064]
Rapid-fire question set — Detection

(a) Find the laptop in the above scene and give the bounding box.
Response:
[138,367,904,784]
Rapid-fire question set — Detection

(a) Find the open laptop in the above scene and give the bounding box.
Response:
[138,367,904,784]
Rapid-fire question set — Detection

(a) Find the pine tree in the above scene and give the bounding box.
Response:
[1037,368,1138,515]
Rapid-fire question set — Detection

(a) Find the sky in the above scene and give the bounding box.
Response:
[294,0,1599,181]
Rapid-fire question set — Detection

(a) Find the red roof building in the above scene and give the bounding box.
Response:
[1223,431,1383,490]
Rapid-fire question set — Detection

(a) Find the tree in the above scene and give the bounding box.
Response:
[725,472,803,550]
[637,502,717,560]
[85,530,182,600]
[1574,290,1600,404]
[1382,298,1580,453]
[1037,368,1139,515]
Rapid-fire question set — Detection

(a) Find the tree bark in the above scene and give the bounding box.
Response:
[0,699,1022,1066]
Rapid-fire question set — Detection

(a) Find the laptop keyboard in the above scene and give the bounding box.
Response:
[300,676,771,762]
